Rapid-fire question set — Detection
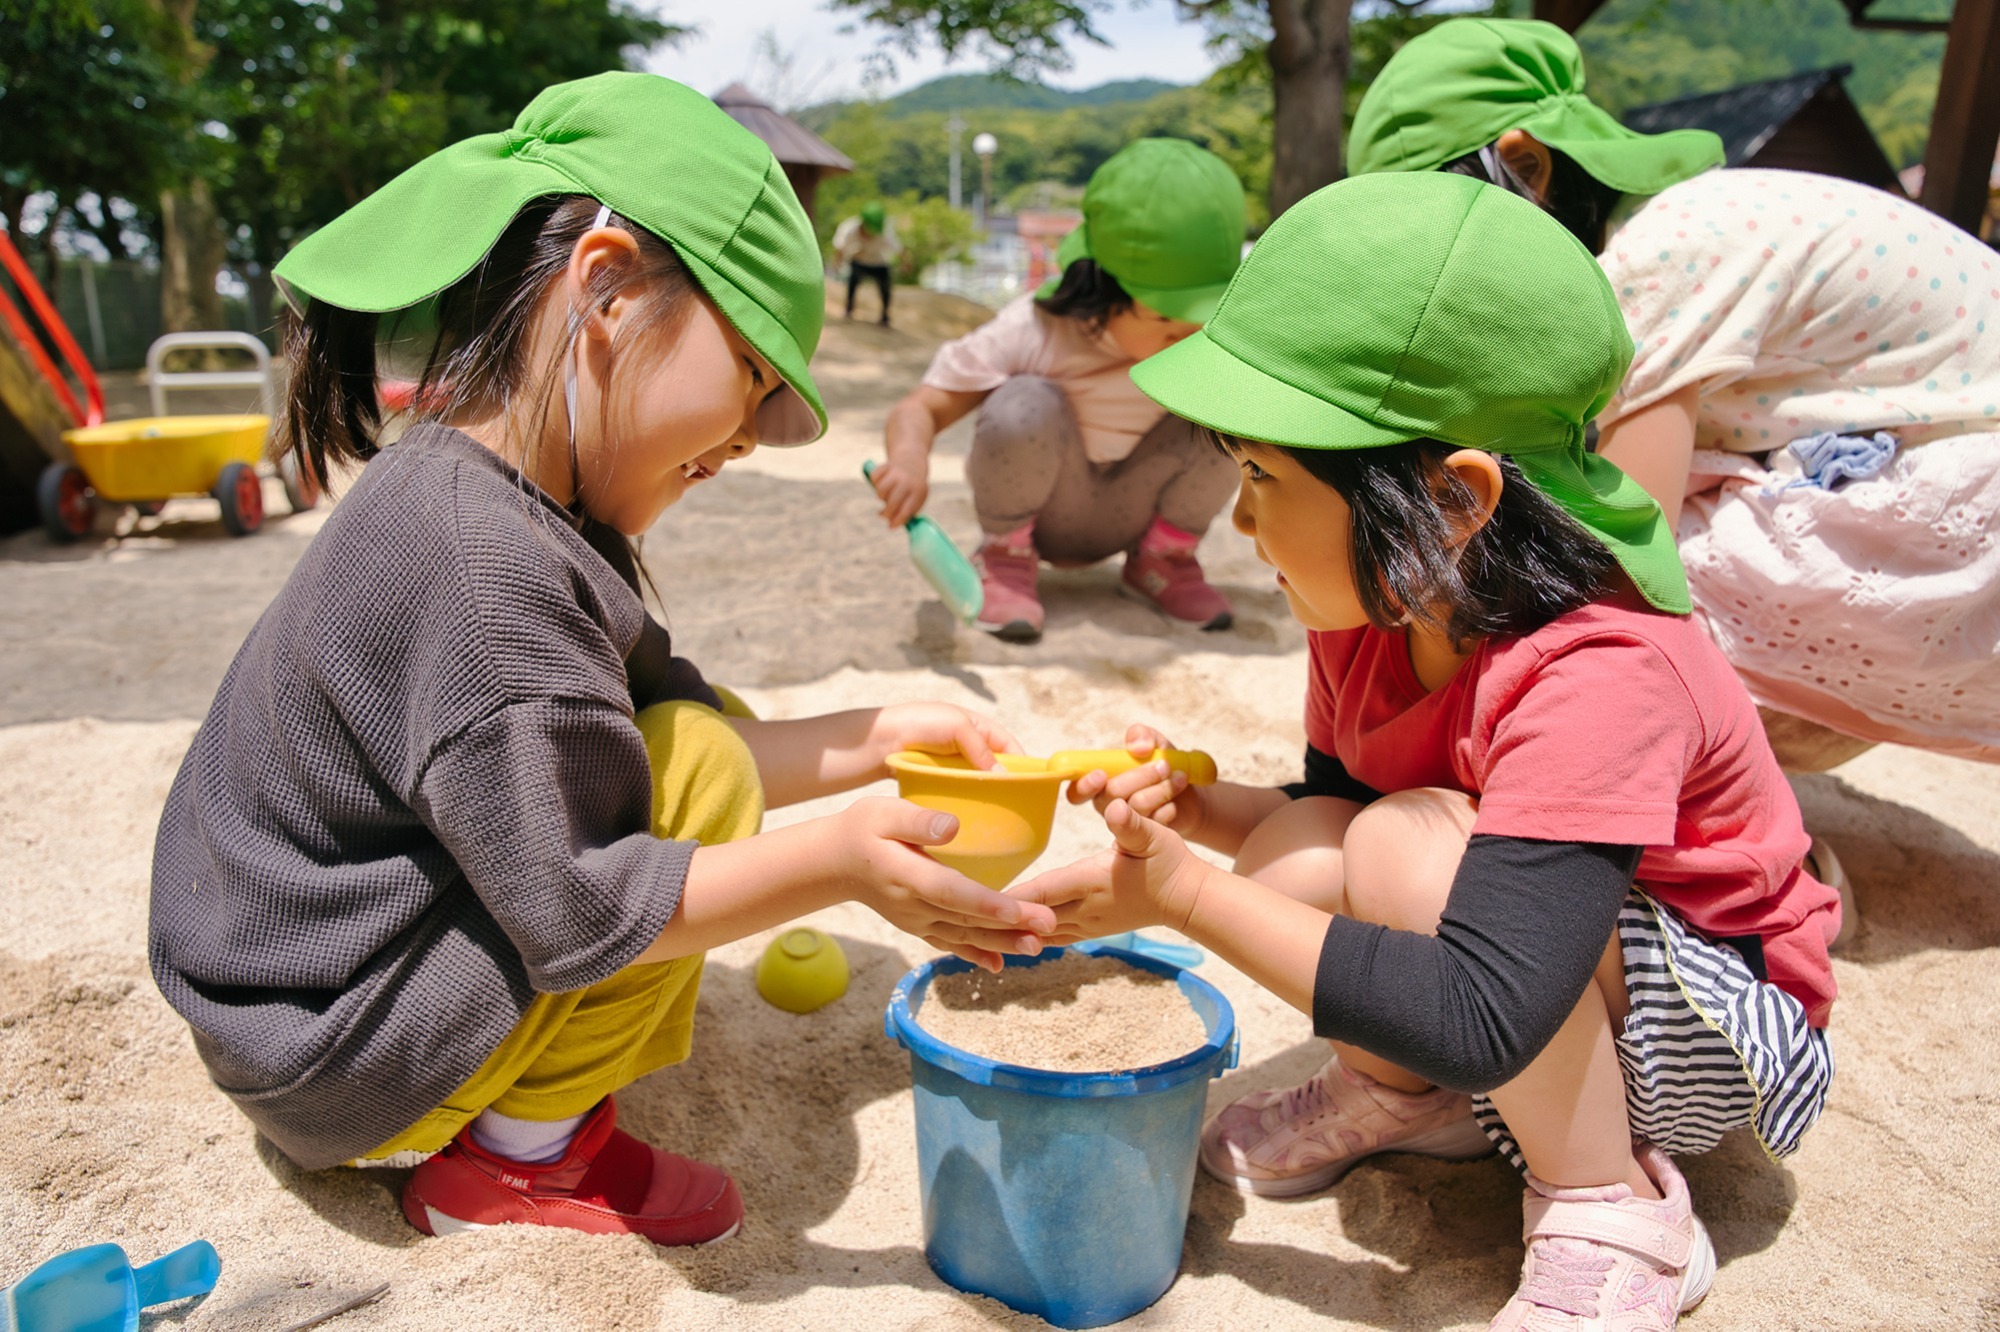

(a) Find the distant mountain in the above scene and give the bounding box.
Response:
[824,73,1184,118]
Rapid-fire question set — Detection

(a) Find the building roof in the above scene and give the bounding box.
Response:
[711,84,854,173]
[1625,66,1855,167]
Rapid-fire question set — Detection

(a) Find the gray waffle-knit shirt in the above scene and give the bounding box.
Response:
[150,424,715,1170]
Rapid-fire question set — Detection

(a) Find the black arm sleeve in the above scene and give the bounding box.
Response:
[1311,835,1642,1094]
[1280,744,1385,806]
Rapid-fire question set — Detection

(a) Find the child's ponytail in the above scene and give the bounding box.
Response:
[277,302,383,495]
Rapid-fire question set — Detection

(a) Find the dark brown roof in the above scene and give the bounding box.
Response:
[1625,66,1904,196]
[712,83,854,173]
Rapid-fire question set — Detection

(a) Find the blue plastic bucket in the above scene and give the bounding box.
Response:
[884,944,1239,1328]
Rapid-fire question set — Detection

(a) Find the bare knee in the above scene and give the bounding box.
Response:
[1233,796,1360,913]
[1341,788,1477,934]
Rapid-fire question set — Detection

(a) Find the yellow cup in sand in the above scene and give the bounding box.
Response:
[756,928,850,1013]
[886,748,1217,889]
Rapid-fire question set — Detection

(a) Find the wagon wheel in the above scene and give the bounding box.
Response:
[277,450,321,513]
[213,461,264,536]
[37,462,97,542]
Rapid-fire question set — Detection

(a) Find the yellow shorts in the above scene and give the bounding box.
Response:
[363,697,762,1158]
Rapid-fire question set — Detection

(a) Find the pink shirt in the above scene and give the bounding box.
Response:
[921,294,1165,463]
[1304,594,1838,1025]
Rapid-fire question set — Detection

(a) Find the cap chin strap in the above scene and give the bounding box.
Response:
[564,203,616,445]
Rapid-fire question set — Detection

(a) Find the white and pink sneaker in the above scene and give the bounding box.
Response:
[1199,1057,1493,1197]
[1488,1141,1715,1331]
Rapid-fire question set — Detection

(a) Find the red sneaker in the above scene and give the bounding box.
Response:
[401,1098,743,1246]
[972,523,1045,643]
[1121,517,1233,630]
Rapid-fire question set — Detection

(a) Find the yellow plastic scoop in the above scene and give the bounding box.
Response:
[1021,748,1218,785]
[886,747,1217,889]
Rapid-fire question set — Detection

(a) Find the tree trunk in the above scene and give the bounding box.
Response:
[160,178,227,333]
[1265,0,1354,220]
[155,0,226,334]
[1,188,27,246]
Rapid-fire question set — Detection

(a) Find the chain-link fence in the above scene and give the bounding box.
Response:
[12,257,278,371]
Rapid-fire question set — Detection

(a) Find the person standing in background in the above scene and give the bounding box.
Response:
[835,200,901,326]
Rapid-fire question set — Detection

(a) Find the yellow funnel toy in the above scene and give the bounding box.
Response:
[886,747,1215,889]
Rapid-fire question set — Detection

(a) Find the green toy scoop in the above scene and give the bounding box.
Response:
[863,460,983,625]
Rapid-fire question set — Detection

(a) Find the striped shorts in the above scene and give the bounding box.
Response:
[1472,890,1834,1176]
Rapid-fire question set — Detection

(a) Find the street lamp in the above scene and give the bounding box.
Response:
[972,132,997,230]
[947,113,966,211]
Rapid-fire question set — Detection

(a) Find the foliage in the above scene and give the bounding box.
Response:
[878,71,1179,114]
[0,0,196,247]
[1,0,685,266]
[1576,0,1945,166]
[807,0,1950,244]
[808,67,1274,245]
[826,0,1117,80]
[887,192,980,282]
[199,0,686,268]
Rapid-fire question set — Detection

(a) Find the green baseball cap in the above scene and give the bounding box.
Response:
[274,71,826,445]
[1042,138,1247,324]
[859,200,886,233]
[1349,18,1723,198]
[1130,171,1689,614]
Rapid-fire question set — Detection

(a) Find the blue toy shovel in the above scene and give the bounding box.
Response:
[863,461,983,625]
[2,1241,220,1332]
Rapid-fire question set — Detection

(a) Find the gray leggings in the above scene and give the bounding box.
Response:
[965,375,1240,565]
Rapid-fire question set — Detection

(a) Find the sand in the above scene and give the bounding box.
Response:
[918,953,1210,1073]
[3,286,1998,1330]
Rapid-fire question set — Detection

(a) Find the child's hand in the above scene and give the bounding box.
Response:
[839,796,1055,971]
[870,456,930,528]
[1065,724,1207,838]
[872,702,1021,772]
[1009,799,1212,945]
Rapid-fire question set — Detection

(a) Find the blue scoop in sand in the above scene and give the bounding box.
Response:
[864,461,983,625]
[2,1241,220,1332]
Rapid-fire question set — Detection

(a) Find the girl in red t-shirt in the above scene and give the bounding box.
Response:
[1018,173,1837,1331]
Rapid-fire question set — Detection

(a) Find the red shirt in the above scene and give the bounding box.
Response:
[1305,594,1839,1026]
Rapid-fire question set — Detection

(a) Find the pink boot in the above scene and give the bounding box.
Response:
[1487,1142,1715,1330]
[1121,516,1233,630]
[972,522,1044,643]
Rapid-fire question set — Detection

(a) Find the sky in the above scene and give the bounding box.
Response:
[637,0,1223,107]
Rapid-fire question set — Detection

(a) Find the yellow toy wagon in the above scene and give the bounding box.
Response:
[38,332,317,542]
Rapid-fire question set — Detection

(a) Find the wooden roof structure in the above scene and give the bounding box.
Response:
[1625,66,1904,196]
[1533,0,2000,237]
[710,83,854,224]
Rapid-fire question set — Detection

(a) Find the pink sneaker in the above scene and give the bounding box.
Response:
[1487,1142,1715,1331]
[1199,1058,1493,1197]
[1121,517,1232,630]
[973,523,1044,643]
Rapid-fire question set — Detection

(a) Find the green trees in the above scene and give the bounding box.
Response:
[1,0,684,334]
[827,0,1363,217]
[0,0,191,262]
[819,0,1944,221]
